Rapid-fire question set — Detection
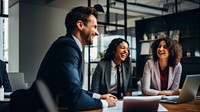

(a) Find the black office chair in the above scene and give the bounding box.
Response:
[35,79,58,112]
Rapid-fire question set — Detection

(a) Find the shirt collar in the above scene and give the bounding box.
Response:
[111,60,121,67]
[72,35,83,52]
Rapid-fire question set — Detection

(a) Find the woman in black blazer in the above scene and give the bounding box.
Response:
[91,38,132,99]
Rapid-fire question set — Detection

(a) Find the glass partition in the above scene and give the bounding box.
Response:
[0,0,9,60]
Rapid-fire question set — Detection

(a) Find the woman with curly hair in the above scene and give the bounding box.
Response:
[142,37,182,96]
[91,38,132,99]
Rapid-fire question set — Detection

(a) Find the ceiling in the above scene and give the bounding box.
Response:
[11,0,200,27]
[46,0,200,25]
[45,0,200,15]
[17,0,200,16]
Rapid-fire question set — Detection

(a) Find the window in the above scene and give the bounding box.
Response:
[0,0,9,61]
[84,26,136,62]
[84,34,126,62]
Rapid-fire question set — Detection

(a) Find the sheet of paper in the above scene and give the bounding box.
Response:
[103,101,168,112]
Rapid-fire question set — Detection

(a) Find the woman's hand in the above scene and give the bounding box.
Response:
[172,89,180,95]
[158,89,180,96]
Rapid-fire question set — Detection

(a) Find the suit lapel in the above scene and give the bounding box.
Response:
[167,67,173,89]
[155,61,161,90]
[122,63,126,93]
[105,61,111,92]
[65,34,83,82]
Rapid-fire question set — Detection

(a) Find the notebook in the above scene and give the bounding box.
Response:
[123,96,162,112]
[160,74,200,104]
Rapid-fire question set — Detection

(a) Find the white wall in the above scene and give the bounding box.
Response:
[9,3,19,72]
[0,18,3,59]
[8,1,93,90]
[82,62,98,90]
[9,1,67,87]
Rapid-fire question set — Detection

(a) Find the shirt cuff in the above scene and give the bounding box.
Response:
[93,93,101,99]
[101,99,108,108]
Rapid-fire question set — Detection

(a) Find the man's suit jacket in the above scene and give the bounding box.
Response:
[91,60,132,95]
[142,59,182,96]
[10,34,102,111]
[0,59,12,92]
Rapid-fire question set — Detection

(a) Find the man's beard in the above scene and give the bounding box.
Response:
[84,35,93,45]
[87,39,93,45]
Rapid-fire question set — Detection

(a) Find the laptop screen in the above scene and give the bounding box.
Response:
[123,96,161,112]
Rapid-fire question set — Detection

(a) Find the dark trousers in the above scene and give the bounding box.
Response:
[0,102,10,112]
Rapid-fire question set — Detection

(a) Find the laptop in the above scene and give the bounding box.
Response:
[8,72,27,91]
[123,96,161,112]
[160,74,200,104]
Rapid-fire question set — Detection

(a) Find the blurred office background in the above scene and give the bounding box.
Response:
[0,0,199,91]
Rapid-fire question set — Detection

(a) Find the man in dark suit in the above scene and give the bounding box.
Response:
[9,6,117,112]
[0,59,12,92]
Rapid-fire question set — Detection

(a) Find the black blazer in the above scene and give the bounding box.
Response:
[91,60,132,95]
[0,59,12,92]
[10,34,102,111]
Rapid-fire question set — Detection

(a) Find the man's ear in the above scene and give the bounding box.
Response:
[77,20,84,31]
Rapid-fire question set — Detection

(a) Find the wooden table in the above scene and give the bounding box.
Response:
[161,100,200,112]
[0,98,10,103]
[161,92,200,112]
[82,100,200,112]
[1,93,200,112]
[85,92,200,112]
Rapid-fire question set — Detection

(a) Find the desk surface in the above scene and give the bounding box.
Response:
[161,92,200,112]
[161,100,200,112]
[0,98,10,103]
[88,92,200,112]
[1,93,200,112]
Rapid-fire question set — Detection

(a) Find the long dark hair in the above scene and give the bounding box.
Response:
[151,37,182,67]
[102,38,130,63]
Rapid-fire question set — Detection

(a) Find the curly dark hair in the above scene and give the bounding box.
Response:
[151,37,182,67]
[102,38,130,63]
[65,6,98,33]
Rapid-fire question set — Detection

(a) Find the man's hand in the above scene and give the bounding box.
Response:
[100,94,117,99]
[105,96,118,107]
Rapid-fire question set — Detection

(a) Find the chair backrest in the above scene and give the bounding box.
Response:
[8,72,27,91]
[35,79,58,112]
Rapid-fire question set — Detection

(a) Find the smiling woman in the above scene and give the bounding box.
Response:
[142,37,183,96]
[90,38,133,99]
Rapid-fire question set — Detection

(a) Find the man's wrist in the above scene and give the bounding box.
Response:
[101,99,108,108]
[93,93,101,99]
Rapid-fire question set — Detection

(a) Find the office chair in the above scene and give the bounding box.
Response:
[35,79,58,112]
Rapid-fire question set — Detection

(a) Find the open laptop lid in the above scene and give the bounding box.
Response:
[123,96,161,112]
[178,74,200,103]
[161,74,200,103]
